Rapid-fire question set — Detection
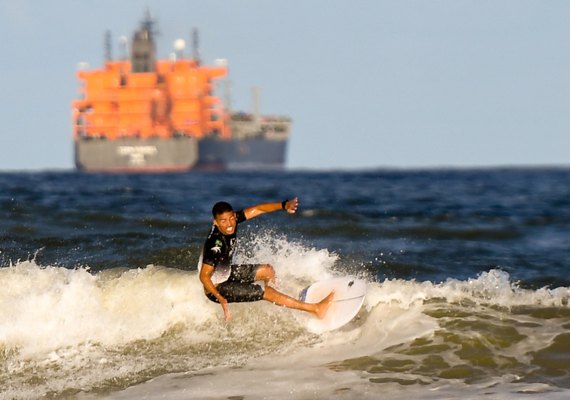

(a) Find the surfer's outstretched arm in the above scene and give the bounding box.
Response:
[263,286,334,319]
[243,197,298,220]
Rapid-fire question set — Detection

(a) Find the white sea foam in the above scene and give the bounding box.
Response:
[0,261,213,358]
[1,236,569,399]
[94,274,570,400]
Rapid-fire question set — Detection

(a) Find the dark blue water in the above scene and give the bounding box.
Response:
[2,168,569,288]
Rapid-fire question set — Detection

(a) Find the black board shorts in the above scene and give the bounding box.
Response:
[206,264,265,303]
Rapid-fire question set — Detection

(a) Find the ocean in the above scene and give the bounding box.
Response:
[0,168,569,399]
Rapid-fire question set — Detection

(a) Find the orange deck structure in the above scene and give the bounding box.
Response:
[73,53,229,141]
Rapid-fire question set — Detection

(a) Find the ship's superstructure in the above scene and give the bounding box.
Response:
[72,13,289,172]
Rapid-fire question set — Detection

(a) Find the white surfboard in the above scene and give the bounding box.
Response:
[299,276,366,333]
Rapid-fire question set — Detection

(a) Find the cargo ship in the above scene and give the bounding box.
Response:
[72,13,290,172]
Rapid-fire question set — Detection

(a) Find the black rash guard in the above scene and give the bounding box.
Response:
[201,210,246,284]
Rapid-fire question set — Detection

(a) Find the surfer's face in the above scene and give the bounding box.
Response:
[214,211,237,236]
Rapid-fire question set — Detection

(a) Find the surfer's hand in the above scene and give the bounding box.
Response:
[284,197,298,214]
[220,298,231,321]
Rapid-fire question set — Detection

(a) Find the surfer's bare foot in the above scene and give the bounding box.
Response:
[315,291,335,319]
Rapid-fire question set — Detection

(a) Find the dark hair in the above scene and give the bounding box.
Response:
[212,201,234,217]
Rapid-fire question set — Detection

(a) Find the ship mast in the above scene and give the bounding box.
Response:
[192,28,200,65]
[251,86,261,128]
[104,30,112,61]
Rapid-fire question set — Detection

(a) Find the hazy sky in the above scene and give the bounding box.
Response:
[1,0,569,171]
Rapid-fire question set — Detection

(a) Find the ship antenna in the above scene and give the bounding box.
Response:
[104,30,112,61]
[118,36,128,60]
[192,28,200,64]
[141,8,159,40]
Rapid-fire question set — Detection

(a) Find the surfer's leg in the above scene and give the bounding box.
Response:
[263,286,335,319]
[230,263,275,286]
[254,263,276,286]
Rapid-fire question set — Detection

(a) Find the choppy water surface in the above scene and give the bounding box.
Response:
[0,168,569,399]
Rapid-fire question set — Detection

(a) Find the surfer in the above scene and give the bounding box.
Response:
[199,198,335,321]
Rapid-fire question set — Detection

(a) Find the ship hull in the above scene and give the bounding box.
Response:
[74,137,199,173]
[196,137,287,171]
[74,137,287,172]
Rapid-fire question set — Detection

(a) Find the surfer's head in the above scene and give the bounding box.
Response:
[212,201,234,217]
[212,201,237,235]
